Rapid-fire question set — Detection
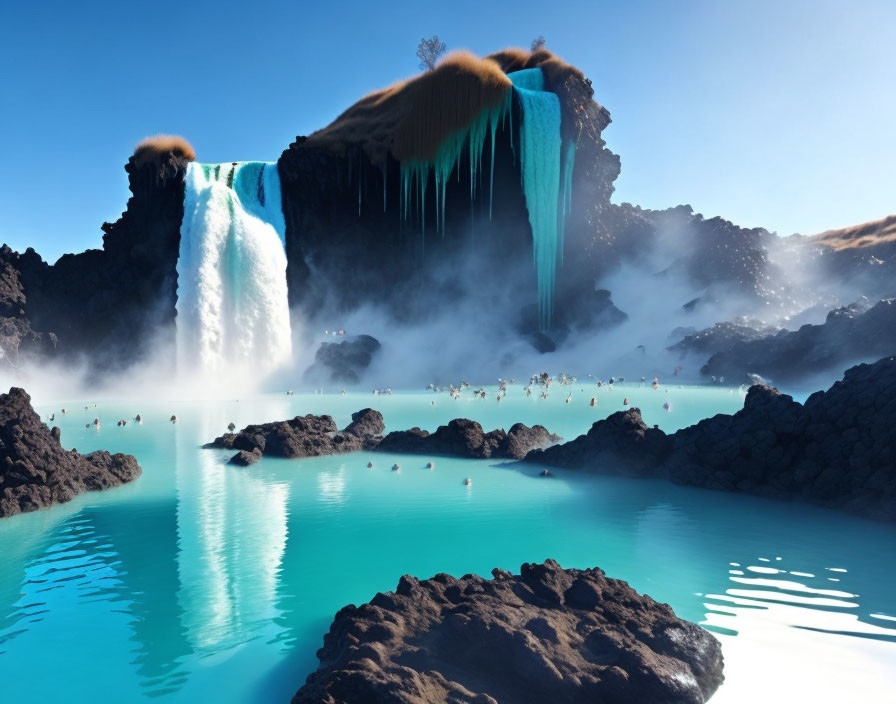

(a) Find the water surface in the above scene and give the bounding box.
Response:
[1,384,893,702]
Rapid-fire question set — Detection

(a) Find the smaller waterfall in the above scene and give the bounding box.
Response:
[176,162,291,378]
[510,68,564,330]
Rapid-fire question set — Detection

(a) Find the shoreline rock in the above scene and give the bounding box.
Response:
[527,356,896,522]
[0,387,141,518]
[292,559,724,704]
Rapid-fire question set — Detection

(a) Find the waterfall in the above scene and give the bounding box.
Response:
[509,68,569,330]
[176,161,291,378]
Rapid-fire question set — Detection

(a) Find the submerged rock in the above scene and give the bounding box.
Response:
[0,387,141,518]
[376,418,561,459]
[292,559,724,704]
[207,408,385,462]
[528,356,896,522]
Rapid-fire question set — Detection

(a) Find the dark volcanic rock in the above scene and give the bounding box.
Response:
[207,408,385,461]
[376,418,560,459]
[668,320,779,359]
[208,411,557,464]
[532,408,670,476]
[0,387,141,518]
[292,559,724,704]
[0,248,57,368]
[229,448,263,466]
[1,149,188,374]
[528,356,896,521]
[701,298,896,383]
[303,334,381,384]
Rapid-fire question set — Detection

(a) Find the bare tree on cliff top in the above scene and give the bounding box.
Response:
[417,36,447,71]
[531,36,546,51]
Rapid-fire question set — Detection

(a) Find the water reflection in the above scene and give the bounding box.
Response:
[174,417,290,655]
[317,466,346,505]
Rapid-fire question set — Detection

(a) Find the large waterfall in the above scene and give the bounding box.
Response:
[176,162,291,378]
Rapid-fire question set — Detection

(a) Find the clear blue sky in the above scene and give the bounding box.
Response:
[1,0,894,262]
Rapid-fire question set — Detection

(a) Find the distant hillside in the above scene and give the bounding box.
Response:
[811,214,896,251]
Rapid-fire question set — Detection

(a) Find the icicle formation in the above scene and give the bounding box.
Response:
[400,95,511,236]
[396,66,576,330]
[176,162,292,378]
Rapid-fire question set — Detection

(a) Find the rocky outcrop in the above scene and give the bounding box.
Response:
[528,356,896,521]
[376,418,561,459]
[292,559,724,704]
[303,334,381,384]
[0,387,141,518]
[591,204,779,302]
[533,408,669,476]
[205,409,385,464]
[668,320,779,359]
[206,412,559,464]
[700,298,896,383]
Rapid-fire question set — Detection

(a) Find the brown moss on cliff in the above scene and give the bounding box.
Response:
[811,214,896,251]
[304,51,511,164]
[133,135,196,167]
[299,48,604,165]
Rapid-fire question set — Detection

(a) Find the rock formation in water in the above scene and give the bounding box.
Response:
[207,411,559,464]
[697,298,896,383]
[0,387,141,518]
[376,417,561,459]
[528,356,896,522]
[206,408,385,465]
[303,334,382,384]
[292,559,724,704]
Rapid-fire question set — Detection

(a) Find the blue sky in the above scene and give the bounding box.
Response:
[1,0,894,262]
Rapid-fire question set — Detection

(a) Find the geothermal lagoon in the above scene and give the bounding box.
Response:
[1,384,894,703]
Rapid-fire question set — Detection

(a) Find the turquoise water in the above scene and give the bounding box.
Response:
[1,384,895,703]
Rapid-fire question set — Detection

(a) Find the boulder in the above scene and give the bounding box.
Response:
[292,559,724,704]
[206,409,386,460]
[303,335,382,385]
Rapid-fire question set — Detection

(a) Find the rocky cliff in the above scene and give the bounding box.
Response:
[4,150,188,374]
